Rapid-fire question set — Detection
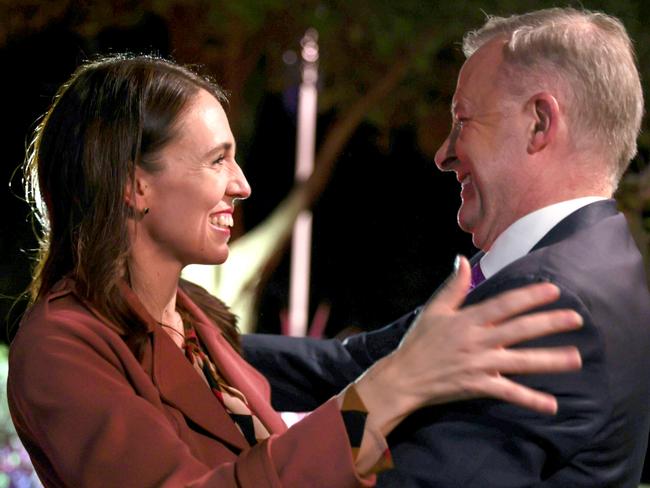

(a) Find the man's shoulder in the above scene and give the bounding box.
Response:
[382,221,650,488]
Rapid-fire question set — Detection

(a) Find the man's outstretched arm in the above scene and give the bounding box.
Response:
[242,308,417,411]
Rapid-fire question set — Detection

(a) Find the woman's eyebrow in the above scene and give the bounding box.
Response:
[202,142,233,159]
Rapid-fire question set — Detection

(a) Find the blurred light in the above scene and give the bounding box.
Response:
[182,264,215,293]
[289,28,319,337]
[282,50,297,65]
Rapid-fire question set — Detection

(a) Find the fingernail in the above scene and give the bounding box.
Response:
[453,255,461,274]
[571,311,584,327]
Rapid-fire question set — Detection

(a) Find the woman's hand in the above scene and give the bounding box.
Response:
[354,256,582,437]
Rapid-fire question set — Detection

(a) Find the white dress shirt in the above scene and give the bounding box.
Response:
[479,197,607,279]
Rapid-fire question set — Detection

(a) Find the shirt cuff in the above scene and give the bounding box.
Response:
[340,383,393,476]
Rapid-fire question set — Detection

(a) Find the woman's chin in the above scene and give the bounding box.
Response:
[183,248,230,267]
[206,248,230,265]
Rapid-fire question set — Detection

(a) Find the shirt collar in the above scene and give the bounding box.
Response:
[479,196,606,279]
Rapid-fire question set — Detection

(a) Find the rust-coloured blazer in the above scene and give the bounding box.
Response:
[8,278,372,487]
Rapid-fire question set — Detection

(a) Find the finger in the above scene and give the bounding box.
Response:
[479,309,583,348]
[425,255,471,312]
[479,346,582,374]
[465,282,561,325]
[475,375,560,415]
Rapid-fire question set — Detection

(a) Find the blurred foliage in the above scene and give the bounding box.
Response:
[2,0,650,322]
[4,0,650,152]
[0,345,42,487]
[617,156,650,280]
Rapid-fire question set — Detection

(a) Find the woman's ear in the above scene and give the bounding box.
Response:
[527,92,560,154]
[124,166,150,217]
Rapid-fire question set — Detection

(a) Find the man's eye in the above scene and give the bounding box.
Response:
[212,155,225,165]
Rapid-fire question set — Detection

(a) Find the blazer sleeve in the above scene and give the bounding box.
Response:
[243,309,419,411]
[8,311,374,488]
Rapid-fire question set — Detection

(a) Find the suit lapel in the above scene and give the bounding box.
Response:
[530,199,618,252]
[469,251,485,267]
[469,200,618,287]
[465,201,619,304]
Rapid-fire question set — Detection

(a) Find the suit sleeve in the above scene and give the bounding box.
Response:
[243,309,419,411]
[377,276,609,487]
[8,312,374,488]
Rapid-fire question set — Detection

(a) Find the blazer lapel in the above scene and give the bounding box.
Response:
[119,281,248,451]
[178,289,288,435]
[151,328,248,451]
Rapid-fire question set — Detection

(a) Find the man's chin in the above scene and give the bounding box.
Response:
[457,212,488,250]
[457,208,477,235]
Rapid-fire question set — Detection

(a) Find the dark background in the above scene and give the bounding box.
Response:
[0,2,476,343]
[1,0,648,344]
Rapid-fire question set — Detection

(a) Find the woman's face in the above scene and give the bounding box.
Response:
[137,89,251,267]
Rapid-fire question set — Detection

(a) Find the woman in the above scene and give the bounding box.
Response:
[8,55,582,487]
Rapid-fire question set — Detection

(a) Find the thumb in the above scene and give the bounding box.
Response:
[426,255,471,313]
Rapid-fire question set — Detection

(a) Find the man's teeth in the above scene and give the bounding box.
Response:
[461,174,472,185]
[210,214,233,227]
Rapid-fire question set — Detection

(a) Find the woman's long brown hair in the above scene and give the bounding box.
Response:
[23,55,240,357]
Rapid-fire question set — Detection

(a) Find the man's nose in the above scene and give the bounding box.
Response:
[434,133,455,171]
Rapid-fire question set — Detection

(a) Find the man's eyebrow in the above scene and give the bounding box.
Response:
[203,142,233,159]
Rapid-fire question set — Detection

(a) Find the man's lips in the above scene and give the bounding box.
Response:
[459,173,476,202]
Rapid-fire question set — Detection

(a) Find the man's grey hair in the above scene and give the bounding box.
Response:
[463,8,643,186]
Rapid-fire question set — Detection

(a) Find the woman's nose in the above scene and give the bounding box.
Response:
[228,162,252,201]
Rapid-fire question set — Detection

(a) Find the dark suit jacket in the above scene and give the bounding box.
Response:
[8,279,373,488]
[244,200,650,487]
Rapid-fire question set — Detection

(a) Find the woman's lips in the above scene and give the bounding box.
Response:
[209,213,233,229]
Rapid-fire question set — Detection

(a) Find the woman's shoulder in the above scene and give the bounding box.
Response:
[13,277,125,352]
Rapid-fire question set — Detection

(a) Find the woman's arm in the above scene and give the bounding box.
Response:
[337,257,582,475]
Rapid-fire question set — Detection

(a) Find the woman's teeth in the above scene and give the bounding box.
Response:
[210,214,233,228]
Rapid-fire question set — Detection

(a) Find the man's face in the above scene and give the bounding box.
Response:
[435,39,532,250]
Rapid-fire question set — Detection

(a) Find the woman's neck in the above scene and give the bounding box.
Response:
[127,251,184,332]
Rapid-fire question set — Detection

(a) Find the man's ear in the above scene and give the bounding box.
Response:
[527,92,560,154]
[124,165,150,216]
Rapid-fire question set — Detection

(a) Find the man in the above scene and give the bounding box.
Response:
[244,8,650,487]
